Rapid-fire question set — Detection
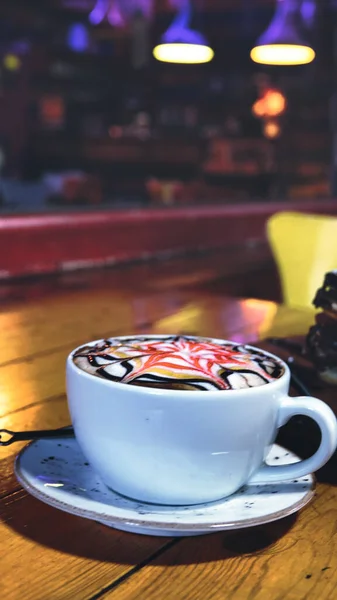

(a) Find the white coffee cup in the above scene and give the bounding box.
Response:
[66,335,337,505]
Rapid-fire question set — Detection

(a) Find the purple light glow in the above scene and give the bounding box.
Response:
[162,0,208,47]
[163,27,208,46]
[67,23,89,52]
[89,0,109,25]
[227,333,252,345]
[257,0,310,47]
[108,3,125,26]
[10,40,31,55]
[300,0,316,27]
[89,0,153,26]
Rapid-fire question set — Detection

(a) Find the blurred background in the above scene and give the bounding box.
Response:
[0,0,335,212]
[1,0,337,283]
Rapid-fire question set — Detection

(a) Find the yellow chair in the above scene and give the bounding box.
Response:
[266,211,337,308]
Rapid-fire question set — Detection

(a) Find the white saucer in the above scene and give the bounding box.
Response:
[15,440,315,537]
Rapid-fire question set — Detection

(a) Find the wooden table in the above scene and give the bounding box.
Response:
[1,264,336,600]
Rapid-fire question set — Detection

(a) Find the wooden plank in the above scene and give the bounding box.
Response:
[151,297,315,341]
[0,246,277,363]
[0,290,134,364]
[0,488,173,600]
[0,247,270,305]
[102,484,337,600]
[0,287,211,365]
[0,349,69,418]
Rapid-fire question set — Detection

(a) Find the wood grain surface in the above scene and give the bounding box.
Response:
[103,484,337,600]
[1,258,334,600]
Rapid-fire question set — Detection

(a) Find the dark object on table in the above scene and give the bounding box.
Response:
[306,270,337,384]
[266,338,325,390]
[0,427,74,446]
[266,337,304,356]
[313,271,337,309]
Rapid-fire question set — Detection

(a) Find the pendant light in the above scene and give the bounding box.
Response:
[250,0,315,66]
[153,0,214,65]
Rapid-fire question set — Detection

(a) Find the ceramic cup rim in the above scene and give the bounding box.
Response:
[67,334,290,399]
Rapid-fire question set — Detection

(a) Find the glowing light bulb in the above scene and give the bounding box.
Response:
[153,43,214,64]
[264,90,287,115]
[253,89,287,118]
[264,120,281,139]
[251,44,315,66]
[252,99,266,118]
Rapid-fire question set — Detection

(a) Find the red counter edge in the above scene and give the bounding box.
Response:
[1,200,336,279]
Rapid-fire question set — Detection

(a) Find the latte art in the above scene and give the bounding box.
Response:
[73,336,284,391]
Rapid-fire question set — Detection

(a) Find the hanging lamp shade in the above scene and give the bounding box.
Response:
[153,1,214,64]
[250,0,315,66]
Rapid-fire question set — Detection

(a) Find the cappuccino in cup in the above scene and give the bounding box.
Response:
[67,334,337,505]
[73,335,284,391]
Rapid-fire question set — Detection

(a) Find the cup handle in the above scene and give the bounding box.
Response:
[249,396,337,484]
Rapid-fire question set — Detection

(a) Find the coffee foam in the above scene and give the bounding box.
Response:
[73,336,284,391]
